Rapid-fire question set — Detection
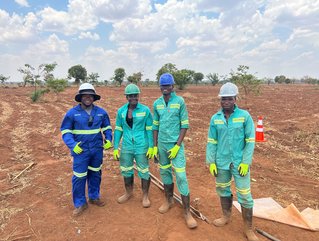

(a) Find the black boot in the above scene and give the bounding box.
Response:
[241,206,259,241]
[213,195,233,227]
[141,178,151,208]
[158,183,174,213]
[181,194,198,229]
[117,176,134,204]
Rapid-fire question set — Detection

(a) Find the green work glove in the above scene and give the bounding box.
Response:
[168,144,180,159]
[146,147,153,159]
[113,149,119,161]
[209,163,218,177]
[151,146,158,159]
[238,163,249,177]
[103,140,112,150]
[73,142,83,154]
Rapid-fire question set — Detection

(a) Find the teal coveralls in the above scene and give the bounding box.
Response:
[206,105,255,208]
[114,103,153,179]
[153,92,190,196]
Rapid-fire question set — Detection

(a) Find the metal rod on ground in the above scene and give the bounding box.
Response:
[147,169,210,224]
[256,228,281,241]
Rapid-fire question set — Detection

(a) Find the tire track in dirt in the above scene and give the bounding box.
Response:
[0,101,14,129]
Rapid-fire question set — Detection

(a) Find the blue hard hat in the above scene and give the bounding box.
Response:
[159,73,175,85]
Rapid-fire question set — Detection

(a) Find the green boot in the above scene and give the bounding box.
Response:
[158,183,174,213]
[141,178,151,208]
[181,194,198,229]
[241,206,259,241]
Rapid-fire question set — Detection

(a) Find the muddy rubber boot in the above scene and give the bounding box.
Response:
[158,183,174,214]
[141,178,151,208]
[181,194,198,229]
[213,195,233,227]
[117,176,134,204]
[241,206,259,241]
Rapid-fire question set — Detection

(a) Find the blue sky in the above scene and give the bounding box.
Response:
[0,0,318,82]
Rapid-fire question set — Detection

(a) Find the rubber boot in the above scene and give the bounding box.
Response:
[141,178,151,208]
[241,206,259,241]
[158,183,174,214]
[181,194,198,229]
[213,195,233,227]
[117,176,134,204]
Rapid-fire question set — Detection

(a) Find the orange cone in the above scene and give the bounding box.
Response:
[255,116,266,142]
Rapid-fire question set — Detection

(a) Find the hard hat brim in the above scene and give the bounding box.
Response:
[75,92,101,102]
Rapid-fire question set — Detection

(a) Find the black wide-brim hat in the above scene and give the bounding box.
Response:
[75,89,101,102]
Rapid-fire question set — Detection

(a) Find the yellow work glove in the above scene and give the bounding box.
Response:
[168,144,180,159]
[103,140,112,150]
[152,146,159,163]
[238,163,249,177]
[73,142,83,154]
[146,147,153,159]
[209,163,218,177]
[113,149,119,161]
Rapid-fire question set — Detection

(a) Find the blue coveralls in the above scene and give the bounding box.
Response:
[61,104,112,208]
[113,103,153,179]
[153,92,190,196]
[206,105,255,208]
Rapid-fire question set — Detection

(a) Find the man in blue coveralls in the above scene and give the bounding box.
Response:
[61,83,112,216]
[152,73,197,229]
[206,82,258,241]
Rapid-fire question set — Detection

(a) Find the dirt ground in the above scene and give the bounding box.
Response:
[0,84,318,241]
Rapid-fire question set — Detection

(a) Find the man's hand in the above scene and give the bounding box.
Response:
[146,147,153,159]
[168,145,180,159]
[73,142,83,154]
[209,163,218,177]
[103,140,112,150]
[113,149,120,161]
[238,163,249,177]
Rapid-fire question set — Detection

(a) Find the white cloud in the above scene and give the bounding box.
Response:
[0,10,38,43]
[79,32,100,40]
[15,0,29,7]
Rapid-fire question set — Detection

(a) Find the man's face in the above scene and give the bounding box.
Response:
[81,94,94,107]
[160,85,174,96]
[220,96,236,111]
[126,94,139,105]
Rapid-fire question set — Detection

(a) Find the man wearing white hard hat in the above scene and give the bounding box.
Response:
[206,82,259,241]
[61,83,112,216]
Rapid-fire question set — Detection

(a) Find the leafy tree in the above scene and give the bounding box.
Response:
[87,72,100,84]
[174,69,194,90]
[18,64,40,87]
[156,63,178,82]
[193,72,204,85]
[229,65,262,96]
[127,72,142,84]
[68,65,87,84]
[0,74,10,84]
[274,75,287,84]
[301,76,319,84]
[112,68,126,86]
[206,73,219,86]
[46,78,68,94]
[41,62,57,82]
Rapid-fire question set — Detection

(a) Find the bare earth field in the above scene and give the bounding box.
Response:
[0,85,318,241]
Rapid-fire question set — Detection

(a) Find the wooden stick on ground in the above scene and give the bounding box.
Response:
[12,162,36,181]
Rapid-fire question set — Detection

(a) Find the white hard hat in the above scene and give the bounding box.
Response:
[218,82,238,97]
[75,83,101,102]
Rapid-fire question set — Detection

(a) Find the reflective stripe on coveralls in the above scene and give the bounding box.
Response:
[119,153,150,179]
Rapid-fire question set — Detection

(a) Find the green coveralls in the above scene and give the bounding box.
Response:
[114,103,153,179]
[206,105,255,208]
[153,92,190,196]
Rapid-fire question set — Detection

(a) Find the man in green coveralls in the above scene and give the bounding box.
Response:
[206,82,258,241]
[113,84,153,208]
[152,73,197,229]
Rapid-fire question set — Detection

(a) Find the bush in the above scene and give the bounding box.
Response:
[46,78,68,93]
[31,89,47,102]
